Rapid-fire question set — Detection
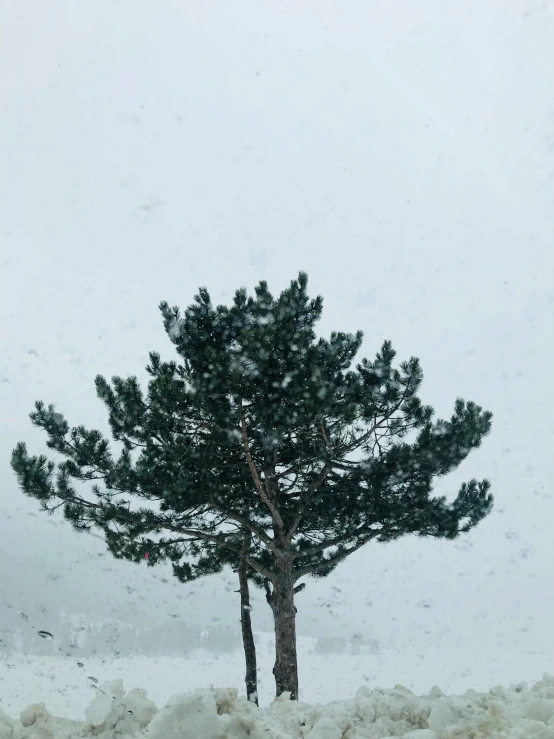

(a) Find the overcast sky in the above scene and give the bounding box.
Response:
[1,0,553,667]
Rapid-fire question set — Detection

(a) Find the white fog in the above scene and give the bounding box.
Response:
[1,1,553,736]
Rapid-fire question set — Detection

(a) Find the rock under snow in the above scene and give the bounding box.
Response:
[2,674,554,737]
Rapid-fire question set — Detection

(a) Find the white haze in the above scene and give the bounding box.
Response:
[1,0,554,709]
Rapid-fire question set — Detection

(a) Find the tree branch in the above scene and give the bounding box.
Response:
[319,418,332,452]
[48,484,277,581]
[209,502,279,554]
[340,384,413,456]
[238,397,284,530]
[291,522,381,561]
[286,461,332,542]
[294,534,375,579]
[340,416,390,455]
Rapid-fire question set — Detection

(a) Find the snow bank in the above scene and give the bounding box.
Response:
[2,674,554,738]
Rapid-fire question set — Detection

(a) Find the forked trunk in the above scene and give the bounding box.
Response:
[238,558,258,705]
[268,576,299,701]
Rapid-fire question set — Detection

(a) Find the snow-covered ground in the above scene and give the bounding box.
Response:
[1,634,553,737]
[2,665,554,738]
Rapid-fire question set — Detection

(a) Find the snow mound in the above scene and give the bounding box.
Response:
[2,674,554,738]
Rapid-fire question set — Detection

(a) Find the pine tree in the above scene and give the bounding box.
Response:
[12,272,493,700]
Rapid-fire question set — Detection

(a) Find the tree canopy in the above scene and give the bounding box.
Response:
[12,272,493,699]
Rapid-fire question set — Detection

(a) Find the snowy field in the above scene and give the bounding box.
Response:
[1,634,553,737]
[3,671,554,738]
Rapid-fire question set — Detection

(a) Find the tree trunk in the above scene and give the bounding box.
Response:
[268,576,299,701]
[238,558,258,705]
